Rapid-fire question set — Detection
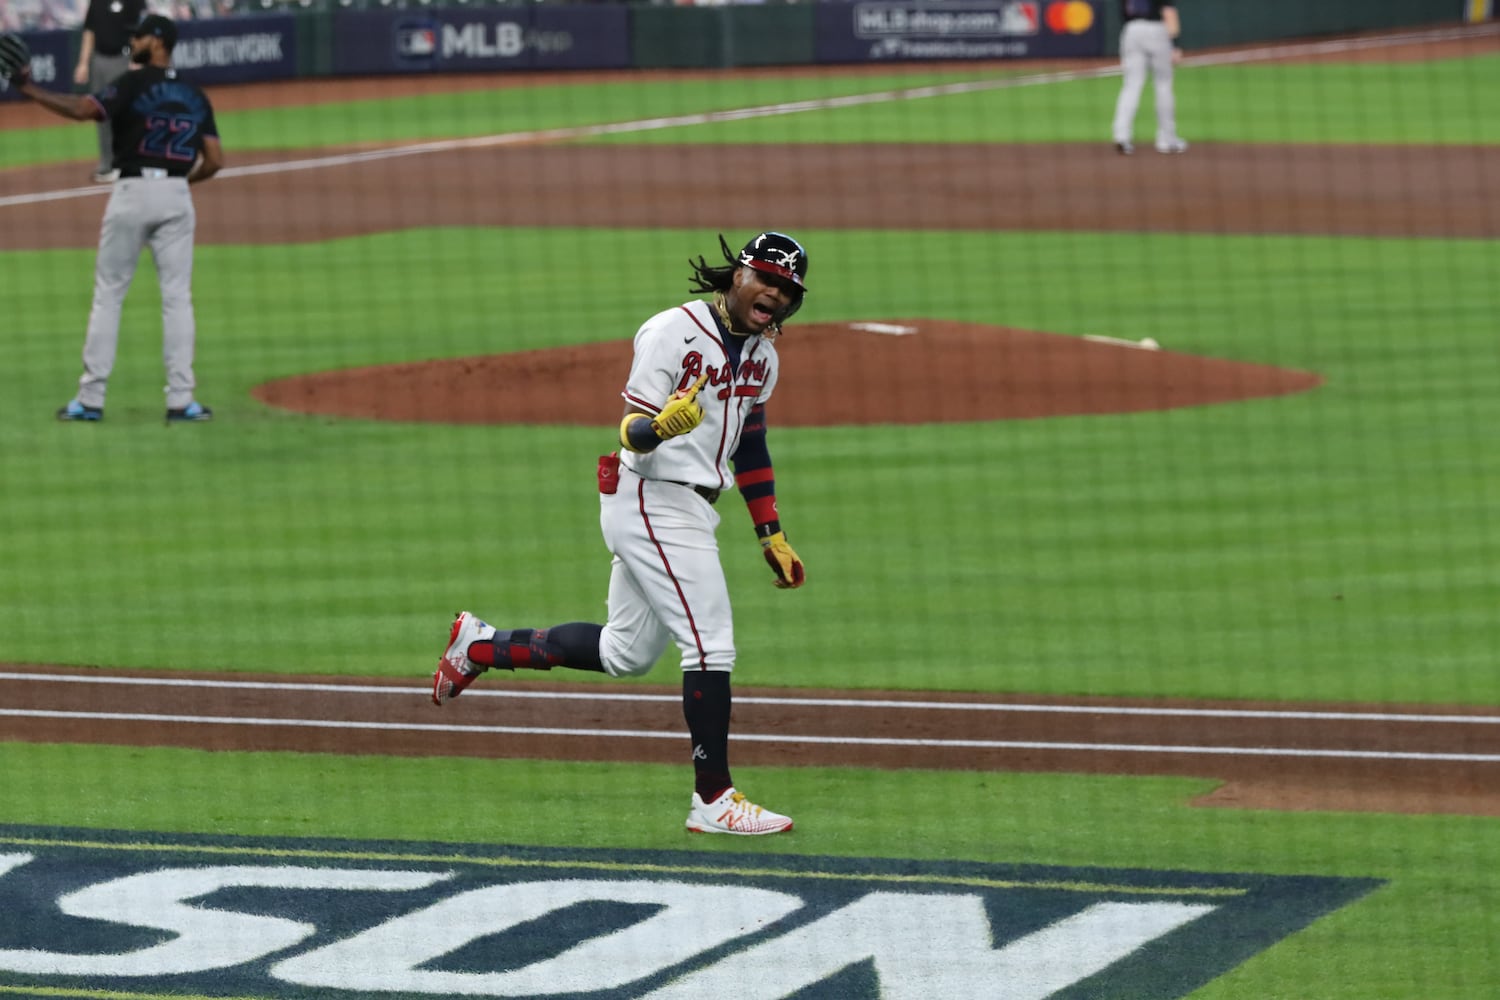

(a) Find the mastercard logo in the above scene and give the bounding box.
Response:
[1045,1,1095,34]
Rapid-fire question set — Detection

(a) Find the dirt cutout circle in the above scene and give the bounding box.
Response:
[253,320,1321,425]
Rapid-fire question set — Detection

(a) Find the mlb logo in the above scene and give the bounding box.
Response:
[1002,2,1040,34]
[395,20,438,60]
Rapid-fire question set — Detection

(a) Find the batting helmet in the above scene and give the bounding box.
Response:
[737,232,809,291]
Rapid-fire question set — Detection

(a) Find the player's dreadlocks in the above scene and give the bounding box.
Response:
[687,234,739,295]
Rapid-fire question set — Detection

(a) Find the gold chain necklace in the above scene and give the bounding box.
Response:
[714,291,779,341]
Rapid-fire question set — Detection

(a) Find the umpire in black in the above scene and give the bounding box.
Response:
[74,0,146,183]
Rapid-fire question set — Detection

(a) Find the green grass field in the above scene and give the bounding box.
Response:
[2,35,1499,999]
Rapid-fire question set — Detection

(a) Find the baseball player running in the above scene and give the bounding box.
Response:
[432,232,810,836]
[1112,0,1187,154]
[2,16,221,423]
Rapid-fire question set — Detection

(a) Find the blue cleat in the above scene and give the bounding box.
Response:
[57,399,104,422]
[165,401,213,423]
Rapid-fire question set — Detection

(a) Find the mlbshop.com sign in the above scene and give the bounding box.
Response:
[817,0,1104,62]
[854,3,1043,37]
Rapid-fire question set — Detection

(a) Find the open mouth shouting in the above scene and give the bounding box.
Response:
[734,271,798,333]
[749,297,781,329]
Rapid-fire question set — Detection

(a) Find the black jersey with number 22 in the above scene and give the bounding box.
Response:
[88,67,219,179]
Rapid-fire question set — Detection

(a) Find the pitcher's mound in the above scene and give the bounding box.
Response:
[252,319,1322,426]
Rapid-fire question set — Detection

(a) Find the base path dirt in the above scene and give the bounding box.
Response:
[3,28,1497,249]
[4,141,1498,251]
[0,666,1495,817]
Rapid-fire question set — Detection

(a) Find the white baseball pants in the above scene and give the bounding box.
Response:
[598,466,736,677]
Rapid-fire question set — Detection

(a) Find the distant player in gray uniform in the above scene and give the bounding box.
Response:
[15,14,223,423]
[1112,0,1187,155]
[74,0,146,183]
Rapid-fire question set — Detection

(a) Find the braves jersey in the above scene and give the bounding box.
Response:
[1122,0,1172,19]
[89,67,218,179]
[620,300,778,491]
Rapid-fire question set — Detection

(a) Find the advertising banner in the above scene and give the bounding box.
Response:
[0,30,70,104]
[169,15,297,86]
[333,7,630,76]
[815,0,1104,63]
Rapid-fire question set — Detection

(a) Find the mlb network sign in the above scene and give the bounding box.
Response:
[170,14,298,85]
[0,825,1377,998]
[333,7,629,74]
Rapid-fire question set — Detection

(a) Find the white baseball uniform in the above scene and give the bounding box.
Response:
[598,299,779,678]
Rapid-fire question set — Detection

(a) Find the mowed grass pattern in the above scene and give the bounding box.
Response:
[1,34,1499,999]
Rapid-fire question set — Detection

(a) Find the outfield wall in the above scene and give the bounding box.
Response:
[1182,0,1475,49]
[0,0,1470,103]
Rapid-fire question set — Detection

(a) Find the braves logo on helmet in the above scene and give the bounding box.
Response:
[738,232,809,290]
[750,235,802,272]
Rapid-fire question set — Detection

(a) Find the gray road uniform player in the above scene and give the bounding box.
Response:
[15,15,223,422]
[1111,0,1187,154]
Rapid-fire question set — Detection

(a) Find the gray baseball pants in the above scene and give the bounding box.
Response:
[75,176,199,410]
[1112,19,1179,146]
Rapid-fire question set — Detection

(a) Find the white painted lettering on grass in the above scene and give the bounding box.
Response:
[0,854,32,878]
[0,865,450,976]
[272,879,802,994]
[0,841,1374,998]
[645,894,1216,1000]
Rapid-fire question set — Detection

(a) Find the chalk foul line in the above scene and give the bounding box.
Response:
[2,708,1497,763]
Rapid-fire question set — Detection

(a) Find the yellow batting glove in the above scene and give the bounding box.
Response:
[651,374,709,440]
[760,531,805,589]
